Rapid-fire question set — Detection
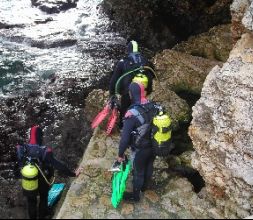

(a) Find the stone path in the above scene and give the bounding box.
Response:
[56,128,222,219]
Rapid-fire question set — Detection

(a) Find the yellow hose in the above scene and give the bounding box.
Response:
[35,164,55,186]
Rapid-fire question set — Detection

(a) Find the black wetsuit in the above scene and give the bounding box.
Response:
[109,51,154,128]
[17,126,75,219]
[118,83,156,199]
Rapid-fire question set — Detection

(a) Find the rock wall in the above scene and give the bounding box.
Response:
[152,50,222,95]
[102,0,232,50]
[231,0,252,43]
[173,24,233,62]
[189,1,253,218]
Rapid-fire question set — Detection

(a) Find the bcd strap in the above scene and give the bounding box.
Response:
[20,145,55,186]
[128,108,145,124]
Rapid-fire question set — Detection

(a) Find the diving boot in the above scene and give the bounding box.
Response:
[141,184,148,192]
[141,181,151,192]
[123,191,140,202]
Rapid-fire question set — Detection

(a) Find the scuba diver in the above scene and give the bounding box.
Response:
[112,82,160,202]
[16,126,82,219]
[113,82,173,202]
[109,40,155,128]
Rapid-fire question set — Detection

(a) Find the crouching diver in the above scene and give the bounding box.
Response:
[116,82,156,202]
[17,126,82,219]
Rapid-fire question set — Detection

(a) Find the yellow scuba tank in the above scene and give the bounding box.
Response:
[21,164,39,192]
[132,73,149,89]
[130,102,173,156]
[152,111,172,155]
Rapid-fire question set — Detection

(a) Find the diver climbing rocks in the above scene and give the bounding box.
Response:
[17,126,83,219]
[109,40,155,128]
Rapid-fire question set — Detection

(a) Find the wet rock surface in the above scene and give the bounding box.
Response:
[0,0,239,218]
[0,84,94,218]
[31,0,79,14]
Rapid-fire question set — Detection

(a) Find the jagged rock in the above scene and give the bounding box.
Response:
[179,151,194,167]
[173,24,233,62]
[84,89,109,123]
[189,32,253,218]
[30,38,77,48]
[242,1,253,31]
[151,48,223,129]
[153,49,222,94]
[231,0,251,42]
[31,0,78,14]
[0,22,24,29]
[102,0,232,50]
[161,177,220,219]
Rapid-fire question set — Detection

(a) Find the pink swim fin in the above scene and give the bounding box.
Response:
[106,108,118,135]
[91,105,110,129]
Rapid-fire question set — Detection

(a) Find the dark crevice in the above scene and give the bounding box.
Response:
[171,120,193,156]
[175,90,201,107]
[171,90,200,156]
[170,90,205,193]
[169,166,205,193]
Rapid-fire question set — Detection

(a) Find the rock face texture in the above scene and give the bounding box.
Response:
[189,1,253,218]
[31,0,78,14]
[242,1,253,31]
[152,49,222,95]
[102,0,232,50]
[56,128,222,219]
[173,24,233,62]
[231,0,252,42]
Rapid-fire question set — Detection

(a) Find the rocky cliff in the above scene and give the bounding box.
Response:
[189,0,253,218]
[102,0,232,50]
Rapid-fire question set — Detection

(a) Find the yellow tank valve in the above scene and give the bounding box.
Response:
[132,74,149,89]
